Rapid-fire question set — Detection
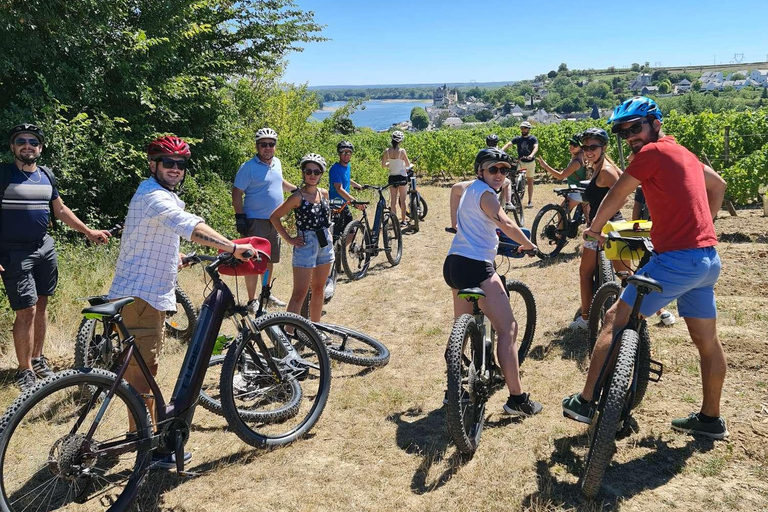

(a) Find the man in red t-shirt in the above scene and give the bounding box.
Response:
[562,97,729,439]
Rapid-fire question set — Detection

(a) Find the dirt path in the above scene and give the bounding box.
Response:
[2,184,767,511]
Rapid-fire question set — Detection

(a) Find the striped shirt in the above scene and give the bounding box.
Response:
[109,177,203,311]
[0,165,58,243]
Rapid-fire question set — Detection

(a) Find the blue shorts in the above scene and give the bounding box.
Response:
[292,229,335,269]
[620,247,720,319]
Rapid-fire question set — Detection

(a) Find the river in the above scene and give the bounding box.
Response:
[310,99,432,131]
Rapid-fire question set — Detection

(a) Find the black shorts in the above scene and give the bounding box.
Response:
[332,205,354,240]
[0,235,58,311]
[442,254,494,291]
[388,175,408,188]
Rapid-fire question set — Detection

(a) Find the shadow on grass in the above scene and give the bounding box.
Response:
[521,430,714,509]
[387,406,471,495]
[527,326,590,364]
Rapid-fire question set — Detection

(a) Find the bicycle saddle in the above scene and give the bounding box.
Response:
[626,275,663,294]
[82,297,135,319]
[457,288,485,300]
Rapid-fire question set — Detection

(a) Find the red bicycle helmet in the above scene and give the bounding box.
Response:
[147,135,191,158]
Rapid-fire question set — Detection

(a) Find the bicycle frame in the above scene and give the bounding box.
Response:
[359,185,391,252]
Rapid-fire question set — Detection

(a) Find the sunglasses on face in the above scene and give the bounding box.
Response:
[14,138,40,147]
[258,142,276,148]
[156,157,189,170]
[339,150,352,156]
[581,144,604,152]
[485,165,510,176]
[616,119,650,139]
[303,168,323,176]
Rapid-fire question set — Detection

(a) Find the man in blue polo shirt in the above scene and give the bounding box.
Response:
[232,127,296,308]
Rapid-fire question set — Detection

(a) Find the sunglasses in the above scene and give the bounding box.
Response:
[581,144,604,152]
[303,168,323,176]
[485,165,510,176]
[339,150,353,155]
[14,138,41,147]
[156,157,189,170]
[258,142,276,148]
[616,119,650,139]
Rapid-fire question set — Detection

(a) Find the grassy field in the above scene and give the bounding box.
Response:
[0,183,767,511]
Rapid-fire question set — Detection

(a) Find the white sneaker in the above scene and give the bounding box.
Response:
[323,279,335,300]
[660,311,676,326]
[569,316,588,331]
[246,299,259,314]
[505,202,514,210]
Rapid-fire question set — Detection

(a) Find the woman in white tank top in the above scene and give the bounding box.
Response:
[442,148,542,417]
[381,131,411,226]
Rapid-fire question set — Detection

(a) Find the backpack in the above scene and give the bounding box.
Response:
[0,163,59,231]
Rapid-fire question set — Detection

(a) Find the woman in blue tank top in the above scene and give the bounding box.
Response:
[442,148,542,417]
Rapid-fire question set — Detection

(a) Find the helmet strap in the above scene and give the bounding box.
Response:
[16,153,39,166]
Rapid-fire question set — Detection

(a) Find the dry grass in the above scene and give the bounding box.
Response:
[1,184,767,511]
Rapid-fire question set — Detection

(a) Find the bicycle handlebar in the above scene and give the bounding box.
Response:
[362,184,391,191]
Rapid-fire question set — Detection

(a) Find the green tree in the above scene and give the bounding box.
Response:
[731,73,746,80]
[658,80,672,94]
[692,79,702,92]
[410,107,429,130]
[558,63,569,73]
[475,109,494,122]
[548,70,558,79]
[631,63,641,72]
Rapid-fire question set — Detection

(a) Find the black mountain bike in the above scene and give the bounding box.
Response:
[405,167,428,233]
[579,234,665,497]
[0,251,331,512]
[530,184,588,259]
[502,168,526,227]
[341,184,402,280]
[445,243,538,455]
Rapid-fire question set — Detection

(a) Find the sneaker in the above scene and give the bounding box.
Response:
[150,451,192,470]
[15,369,37,392]
[562,393,593,424]
[246,299,260,314]
[267,295,287,308]
[503,393,542,417]
[660,311,676,326]
[31,355,55,379]
[569,316,588,331]
[671,412,729,440]
[323,279,335,301]
[505,202,515,210]
[526,202,534,209]
[400,221,408,227]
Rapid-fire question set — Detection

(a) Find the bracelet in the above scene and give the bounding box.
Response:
[232,242,237,253]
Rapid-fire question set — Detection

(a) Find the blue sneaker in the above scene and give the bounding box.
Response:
[151,451,192,470]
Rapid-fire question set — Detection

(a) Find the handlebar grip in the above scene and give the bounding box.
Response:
[108,224,123,236]
[243,249,254,259]
[351,200,370,206]
[181,252,198,265]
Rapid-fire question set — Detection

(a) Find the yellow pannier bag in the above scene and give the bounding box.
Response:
[602,220,652,261]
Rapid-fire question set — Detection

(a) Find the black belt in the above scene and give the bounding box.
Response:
[0,235,49,250]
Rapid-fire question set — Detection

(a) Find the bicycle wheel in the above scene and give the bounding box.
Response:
[0,369,151,512]
[382,212,402,266]
[73,318,121,401]
[581,329,638,498]
[506,280,537,364]
[597,250,616,291]
[418,195,428,220]
[220,312,331,447]
[634,321,651,408]
[587,282,622,355]
[165,286,198,342]
[531,204,568,259]
[407,193,420,232]
[341,220,371,281]
[324,255,340,305]
[301,289,311,319]
[510,192,525,227]
[445,314,484,455]
[314,323,390,367]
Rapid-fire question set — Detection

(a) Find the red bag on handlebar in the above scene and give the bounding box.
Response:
[217,236,271,276]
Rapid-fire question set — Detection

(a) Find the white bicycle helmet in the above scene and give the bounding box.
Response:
[255,127,278,142]
[300,153,327,172]
[391,130,405,143]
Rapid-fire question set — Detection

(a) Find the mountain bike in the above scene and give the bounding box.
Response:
[444,242,538,455]
[340,184,402,281]
[579,234,665,497]
[530,184,588,259]
[571,240,616,323]
[405,167,428,233]
[0,251,331,512]
[502,168,526,227]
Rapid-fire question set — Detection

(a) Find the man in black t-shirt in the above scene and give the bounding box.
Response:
[502,121,539,208]
[1,123,110,392]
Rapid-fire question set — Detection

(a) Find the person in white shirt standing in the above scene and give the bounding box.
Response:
[109,135,256,469]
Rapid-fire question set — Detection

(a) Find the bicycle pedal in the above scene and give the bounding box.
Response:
[648,359,663,382]
[178,470,201,478]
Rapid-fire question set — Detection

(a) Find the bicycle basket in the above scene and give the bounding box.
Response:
[497,228,530,258]
[602,220,652,261]
[218,236,271,275]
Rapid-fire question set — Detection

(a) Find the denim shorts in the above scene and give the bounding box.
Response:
[293,229,335,268]
[620,247,721,319]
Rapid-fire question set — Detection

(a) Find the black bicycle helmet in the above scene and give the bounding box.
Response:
[337,140,354,153]
[568,133,582,146]
[474,148,511,173]
[580,127,609,144]
[9,123,45,145]
[485,134,499,147]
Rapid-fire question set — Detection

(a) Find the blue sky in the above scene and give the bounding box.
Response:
[283,0,768,86]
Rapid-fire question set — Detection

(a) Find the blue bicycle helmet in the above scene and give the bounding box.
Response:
[608,96,663,132]
[580,127,609,144]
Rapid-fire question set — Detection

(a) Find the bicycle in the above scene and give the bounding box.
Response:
[0,250,331,512]
[444,241,538,455]
[502,167,526,228]
[579,233,665,497]
[530,184,588,259]
[405,166,428,233]
[340,184,402,281]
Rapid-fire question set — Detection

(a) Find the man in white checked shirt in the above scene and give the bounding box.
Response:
[109,135,256,469]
